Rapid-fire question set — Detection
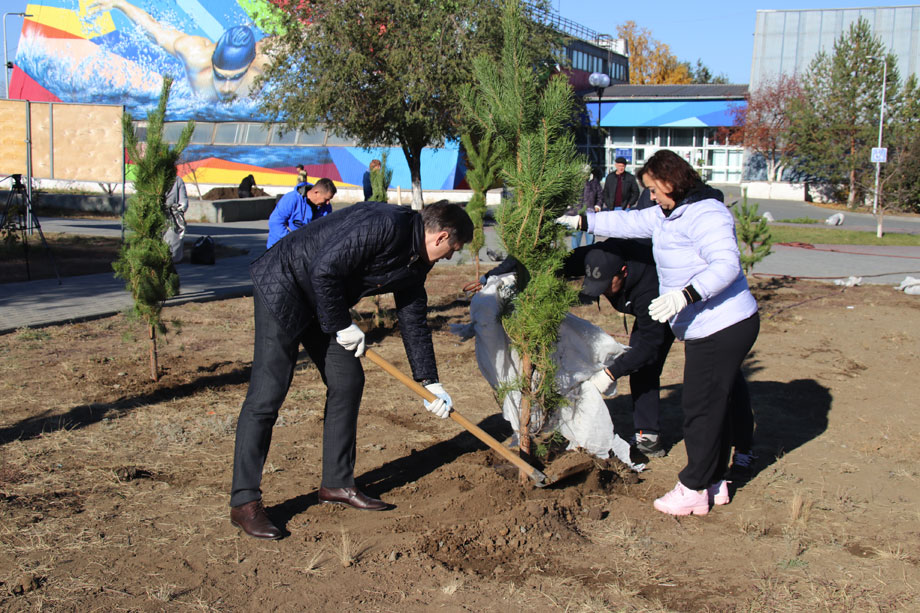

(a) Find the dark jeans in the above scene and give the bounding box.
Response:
[678,313,760,491]
[630,324,675,435]
[230,295,364,507]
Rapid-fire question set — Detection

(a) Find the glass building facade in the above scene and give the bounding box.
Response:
[581,85,749,184]
[751,6,920,89]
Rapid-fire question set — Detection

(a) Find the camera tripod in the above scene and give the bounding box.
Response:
[1,174,60,284]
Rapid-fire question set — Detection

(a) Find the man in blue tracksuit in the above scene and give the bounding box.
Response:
[266,177,337,249]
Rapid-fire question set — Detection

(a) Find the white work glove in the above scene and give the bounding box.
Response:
[555,215,581,230]
[423,382,452,418]
[335,323,366,357]
[588,368,617,397]
[649,290,689,323]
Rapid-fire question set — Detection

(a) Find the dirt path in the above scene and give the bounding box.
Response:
[1,266,918,611]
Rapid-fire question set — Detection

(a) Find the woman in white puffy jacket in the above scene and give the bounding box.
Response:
[563,149,759,516]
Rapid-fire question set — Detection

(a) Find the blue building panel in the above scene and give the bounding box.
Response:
[595,100,744,128]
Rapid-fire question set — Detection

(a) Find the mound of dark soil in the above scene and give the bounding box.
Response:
[201,186,271,200]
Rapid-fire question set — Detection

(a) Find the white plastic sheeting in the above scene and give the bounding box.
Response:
[450,273,643,470]
[895,276,920,295]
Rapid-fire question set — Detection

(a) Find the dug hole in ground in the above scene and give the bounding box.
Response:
[1,264,919,611]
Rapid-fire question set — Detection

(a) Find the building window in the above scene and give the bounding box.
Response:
[270,127,298,145]
[241,123,271,145]
[298,127,327,145]
[213,123,240,144]
[636,128,656,145]
[670,129,693,147]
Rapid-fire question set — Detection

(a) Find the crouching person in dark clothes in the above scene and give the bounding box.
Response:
[566,241,675,457]
[230,201,473,540]
[480,239,674,457]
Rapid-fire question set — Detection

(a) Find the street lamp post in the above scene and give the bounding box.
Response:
[588,72,611,168]
[868,55,888,218]
[4,12,32,99]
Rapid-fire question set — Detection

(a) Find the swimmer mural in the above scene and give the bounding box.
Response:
[8,0,464,189]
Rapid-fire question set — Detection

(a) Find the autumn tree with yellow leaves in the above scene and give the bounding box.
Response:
[616,21,691,85]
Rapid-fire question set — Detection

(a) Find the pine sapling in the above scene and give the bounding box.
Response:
[733,188,773,276]
[462,1,584,478]
[461,131,501,279]
[114,78,194,381]
[370,151,394,202]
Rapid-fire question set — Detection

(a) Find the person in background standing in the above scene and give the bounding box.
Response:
[363,159,382,201]
[603,156,640,211]
[296,164,308,185]
[267,178,337,249]
[567,166,603,248]
[163,175,189,264]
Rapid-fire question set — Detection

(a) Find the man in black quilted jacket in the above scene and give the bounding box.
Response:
[230,201,473,539]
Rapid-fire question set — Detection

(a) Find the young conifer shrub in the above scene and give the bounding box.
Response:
[462,1,585,467]
[733,188,773,275]
[113,78,194,381]
[461,131,501,279]
[370,151,394,202]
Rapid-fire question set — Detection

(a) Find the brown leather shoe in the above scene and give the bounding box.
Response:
[318,486,389,511]
[230,499,282,540]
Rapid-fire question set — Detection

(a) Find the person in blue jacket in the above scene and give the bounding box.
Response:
[266,178,337,249]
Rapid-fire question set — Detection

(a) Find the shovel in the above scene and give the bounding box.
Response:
[364,348,591,488]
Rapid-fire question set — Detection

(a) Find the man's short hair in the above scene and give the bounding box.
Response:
[312,177,337,195]
[421,200,473,246]
[615,156,628,165]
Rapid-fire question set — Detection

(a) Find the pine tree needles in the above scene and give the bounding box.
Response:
[113,78,194,380]
[733,190,773,276]
[462,1,585,424]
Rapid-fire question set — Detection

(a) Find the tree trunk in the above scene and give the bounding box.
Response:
[149,324,159,382]
[402,144,424,211]
[847,167,858,208]
[518,354,533,484]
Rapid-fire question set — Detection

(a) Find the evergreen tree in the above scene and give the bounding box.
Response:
[370,151,394,202]
[787,18,899,207]
[114,78,194,382]
[462,0,584,471]
[460,130,501,278]
[733,189,773,276]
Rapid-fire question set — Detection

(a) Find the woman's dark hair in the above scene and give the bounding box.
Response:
[422,200,474,245]
[641,149,702,204]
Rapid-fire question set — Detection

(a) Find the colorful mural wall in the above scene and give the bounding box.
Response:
[9,0,464,189]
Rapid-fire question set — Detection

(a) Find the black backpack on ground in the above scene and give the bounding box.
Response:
[191,236,216,265]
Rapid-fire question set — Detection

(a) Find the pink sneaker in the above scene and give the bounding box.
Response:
[708,480,730,505]
[653,482,709,516]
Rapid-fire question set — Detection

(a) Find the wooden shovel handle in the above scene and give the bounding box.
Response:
[363,348,547,484]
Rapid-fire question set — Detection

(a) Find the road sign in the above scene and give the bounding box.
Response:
[871,147,888,163]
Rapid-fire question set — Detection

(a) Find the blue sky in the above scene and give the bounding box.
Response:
[1,0,907,97]
[555,1,904,84]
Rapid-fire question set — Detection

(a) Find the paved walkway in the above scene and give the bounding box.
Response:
[2,208,920,333]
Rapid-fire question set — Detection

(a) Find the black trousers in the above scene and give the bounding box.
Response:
[678,313,759,491]
[630,323,675,435]
[230,295,364,507]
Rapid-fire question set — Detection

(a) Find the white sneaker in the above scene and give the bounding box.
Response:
[708,480,730,505]
[653,481,709,516]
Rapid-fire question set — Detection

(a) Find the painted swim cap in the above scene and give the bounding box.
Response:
[212,26,256,73]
